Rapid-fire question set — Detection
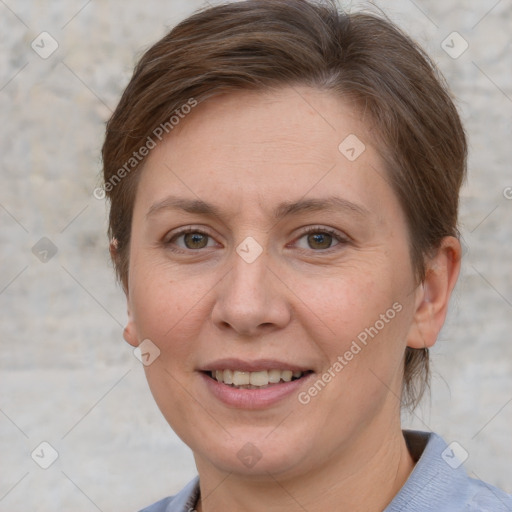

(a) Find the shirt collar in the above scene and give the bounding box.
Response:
[384,430,470,511]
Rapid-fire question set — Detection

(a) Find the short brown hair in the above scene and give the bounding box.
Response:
[102,0,467,409]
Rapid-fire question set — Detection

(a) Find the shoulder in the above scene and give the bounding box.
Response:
[466,476,512,511]
[386,430,512,512]
[137,477,200,512]
[138,496,173,512]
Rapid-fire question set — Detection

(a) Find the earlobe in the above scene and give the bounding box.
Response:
[109,237,118,262]
[123,299,139,348]
[123,319,139,347]
[407,236,461,350]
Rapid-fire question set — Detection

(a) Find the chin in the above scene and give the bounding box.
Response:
[191,429,315,479]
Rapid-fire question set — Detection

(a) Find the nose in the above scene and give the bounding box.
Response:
[211,246,292,337]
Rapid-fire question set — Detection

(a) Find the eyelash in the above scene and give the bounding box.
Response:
[164,225,348,254]
[164,227,215,253]
[292,225,348,252]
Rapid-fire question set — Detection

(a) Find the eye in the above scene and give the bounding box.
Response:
[165,228,218,251]
[294,226,347,251]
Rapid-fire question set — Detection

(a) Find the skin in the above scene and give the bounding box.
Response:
[121,86,461,512]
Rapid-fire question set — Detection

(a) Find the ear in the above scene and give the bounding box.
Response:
[110,238,138,347]
[407,236,461,349]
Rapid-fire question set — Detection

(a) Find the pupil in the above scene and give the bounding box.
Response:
[308,233,332,250]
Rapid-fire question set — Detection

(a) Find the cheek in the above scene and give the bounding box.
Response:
[128,258,216,358]
[291,265,399,334]
[294,261,413,382]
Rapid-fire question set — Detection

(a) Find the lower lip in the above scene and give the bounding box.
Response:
[200,372,313,409]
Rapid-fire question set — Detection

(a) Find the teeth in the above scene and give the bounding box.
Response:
[281,370,293,382]
[223,369,233,385]
[212,369,305,388]
[249,371,269,386]
[268,369,281,383]
[232,371,250,386]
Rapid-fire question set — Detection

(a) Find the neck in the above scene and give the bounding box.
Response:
[195,425,415,512]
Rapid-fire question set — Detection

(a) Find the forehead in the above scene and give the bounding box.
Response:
[133,86,394,220]
[166,86,369,165]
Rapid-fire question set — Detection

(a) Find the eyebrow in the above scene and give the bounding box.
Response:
[146,195,370,221]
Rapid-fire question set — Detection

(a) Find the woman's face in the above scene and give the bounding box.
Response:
[124,87,423,477]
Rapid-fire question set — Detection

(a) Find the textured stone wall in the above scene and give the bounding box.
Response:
[1,0,511,510]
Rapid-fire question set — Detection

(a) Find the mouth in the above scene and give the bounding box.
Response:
[198,359,316,408]
[203,369,314,390]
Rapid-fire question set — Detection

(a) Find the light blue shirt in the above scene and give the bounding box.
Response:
[139,430,512,511]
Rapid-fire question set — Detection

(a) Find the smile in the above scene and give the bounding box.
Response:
[208,369,311,389]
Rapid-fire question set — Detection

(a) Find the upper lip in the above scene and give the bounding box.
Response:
[198,358,312,373]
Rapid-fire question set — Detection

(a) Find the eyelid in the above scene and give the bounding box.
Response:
[164,225,212,242]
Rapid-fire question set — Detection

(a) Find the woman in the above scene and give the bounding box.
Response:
[101,1,512,510]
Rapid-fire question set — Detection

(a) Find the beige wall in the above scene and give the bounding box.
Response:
[1,1,511,510]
